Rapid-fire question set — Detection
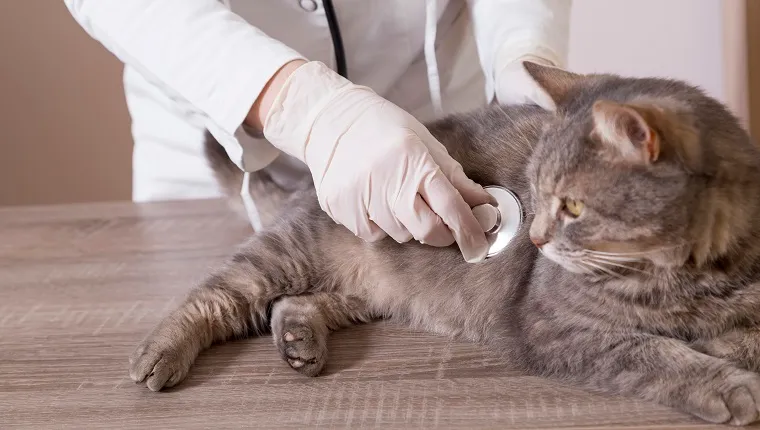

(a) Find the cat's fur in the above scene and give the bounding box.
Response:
[129,62,760,426]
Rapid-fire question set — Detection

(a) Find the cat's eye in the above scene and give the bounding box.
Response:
[563,198,584,218]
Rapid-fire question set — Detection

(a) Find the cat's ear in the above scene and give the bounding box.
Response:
[522,61,585,109]
[591,100,660,164]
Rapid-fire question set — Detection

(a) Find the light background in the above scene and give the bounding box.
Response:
[0,1,747,206]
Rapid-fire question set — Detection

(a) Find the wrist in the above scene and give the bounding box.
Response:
[261,61,357,161]
[245,59,308,131]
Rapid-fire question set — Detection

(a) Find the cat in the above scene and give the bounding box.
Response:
[128,61,760,426]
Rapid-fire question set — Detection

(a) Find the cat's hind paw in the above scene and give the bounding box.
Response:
[274,321,327,377]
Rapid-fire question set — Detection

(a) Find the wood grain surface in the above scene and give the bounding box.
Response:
[0,199,734,429]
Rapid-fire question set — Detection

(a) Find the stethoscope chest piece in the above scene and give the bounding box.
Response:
[473,186,524,258]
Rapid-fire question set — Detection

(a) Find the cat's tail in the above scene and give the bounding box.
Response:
[203,132,306,229]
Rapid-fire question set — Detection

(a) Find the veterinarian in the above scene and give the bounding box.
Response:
[64,0,571,263]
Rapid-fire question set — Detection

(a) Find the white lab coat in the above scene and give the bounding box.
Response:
[64,0,571,202]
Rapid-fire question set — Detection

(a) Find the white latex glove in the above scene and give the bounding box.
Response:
[263,61,492,262]
[494,55,557,110]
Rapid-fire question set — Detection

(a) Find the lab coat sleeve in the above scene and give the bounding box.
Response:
[466,0,572,102]
[62,0,306,171]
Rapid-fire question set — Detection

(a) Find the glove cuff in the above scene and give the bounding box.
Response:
[262,61,352,162]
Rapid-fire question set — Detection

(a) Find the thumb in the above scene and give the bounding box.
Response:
[419,168,489,263]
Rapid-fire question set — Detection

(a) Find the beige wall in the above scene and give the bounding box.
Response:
[0,0,744,206]
[0,2,132,206]
[568,0,725,100]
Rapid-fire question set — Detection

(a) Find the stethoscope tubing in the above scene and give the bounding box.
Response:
[322,0,347,78]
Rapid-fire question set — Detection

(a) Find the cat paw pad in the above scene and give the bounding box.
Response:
[275,322,326,377]
[288,359,305,368]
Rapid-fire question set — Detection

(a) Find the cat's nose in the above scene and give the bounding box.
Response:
[530,236,549,248]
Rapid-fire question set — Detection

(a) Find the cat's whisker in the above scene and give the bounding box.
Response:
[574,261,596,275]
[584,249,662,257]
[586,256,654,277]
[581,260,624,279]
[583,244,686,258]
[581,253,642,263]
[588,255,643,268]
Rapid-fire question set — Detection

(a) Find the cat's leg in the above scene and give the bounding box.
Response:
[270,293,373,377]
[693,328,760,373]
[129,277,254,391]
[536,331,760,426]
[129,232,318,391]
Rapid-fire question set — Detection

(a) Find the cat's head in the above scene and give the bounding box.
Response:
[523,61,757,274]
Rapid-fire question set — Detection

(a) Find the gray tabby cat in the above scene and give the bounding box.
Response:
[128,62,760,426]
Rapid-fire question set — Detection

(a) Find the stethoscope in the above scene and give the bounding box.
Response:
[319,1,523,259]
[322,0,348,78]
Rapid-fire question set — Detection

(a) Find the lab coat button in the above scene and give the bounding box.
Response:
[299,0,318,12]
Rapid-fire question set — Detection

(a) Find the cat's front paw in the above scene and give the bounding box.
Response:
[682,368,760,426]
[129,334,196,392]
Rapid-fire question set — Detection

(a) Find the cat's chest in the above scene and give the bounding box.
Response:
[531,268,760,340]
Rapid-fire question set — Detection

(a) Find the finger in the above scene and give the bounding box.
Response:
[320,191,386,242]
[361,175,414,244]
[393,190,455,247]
[419,168,489,263]
[413,127,495,208]
[363,220,388,242]
[446,165,496,207]
[370,211,413,243]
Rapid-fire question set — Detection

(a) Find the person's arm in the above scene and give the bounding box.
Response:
[246,59,306,131]
[63,0,305,171]
[64,1,492,261]
[466,0,572,107]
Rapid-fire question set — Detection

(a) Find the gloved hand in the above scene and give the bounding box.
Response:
[263,61,492,262]
[494,55,558,110]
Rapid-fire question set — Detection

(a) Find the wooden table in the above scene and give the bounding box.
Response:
[0,200,727,429]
